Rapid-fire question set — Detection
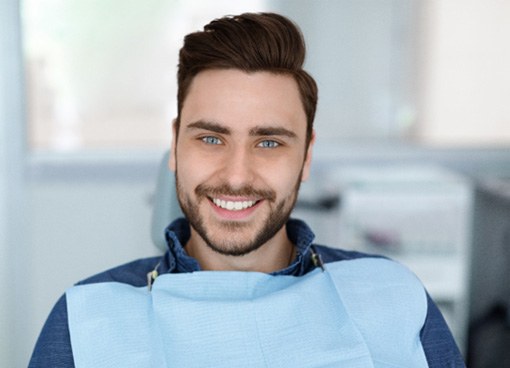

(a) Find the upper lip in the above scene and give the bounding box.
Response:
[209,195,260,202]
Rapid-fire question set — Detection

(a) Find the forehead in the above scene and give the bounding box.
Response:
[180,69,307,137]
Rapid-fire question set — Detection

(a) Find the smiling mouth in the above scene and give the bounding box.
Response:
[211,198,259,211]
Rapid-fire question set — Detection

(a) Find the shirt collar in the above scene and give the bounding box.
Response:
[163,217,316,276]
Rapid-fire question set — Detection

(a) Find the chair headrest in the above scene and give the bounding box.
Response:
[150,151,183,251]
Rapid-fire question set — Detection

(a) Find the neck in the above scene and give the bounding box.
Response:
[185,227,295,273]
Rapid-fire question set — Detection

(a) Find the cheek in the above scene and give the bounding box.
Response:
[263,159,303,195]
[175,148,215,186]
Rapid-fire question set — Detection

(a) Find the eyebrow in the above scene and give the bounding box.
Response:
[185,120,297,139]
[249,126,297,139]
[186,120,230,134]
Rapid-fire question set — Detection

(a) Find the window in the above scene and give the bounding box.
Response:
[22,0,510,152]
[22,0,267,151]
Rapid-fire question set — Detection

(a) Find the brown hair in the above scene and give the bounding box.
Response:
[176,12,318,144]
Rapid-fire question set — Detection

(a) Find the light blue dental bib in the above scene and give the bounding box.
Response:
[67,258,429,367]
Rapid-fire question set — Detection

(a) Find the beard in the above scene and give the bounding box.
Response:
[175,173,302,257]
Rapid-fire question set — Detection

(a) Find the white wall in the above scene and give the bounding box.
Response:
[0,0,26,366]
[0,73,12,368]
[418,0,510,145]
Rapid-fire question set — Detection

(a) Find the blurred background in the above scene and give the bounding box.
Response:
[1,0,510,366]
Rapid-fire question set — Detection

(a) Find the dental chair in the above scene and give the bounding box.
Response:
[150,151,182,252]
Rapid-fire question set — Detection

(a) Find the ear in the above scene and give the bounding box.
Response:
[168,119,178,172]
[301,130,315,182]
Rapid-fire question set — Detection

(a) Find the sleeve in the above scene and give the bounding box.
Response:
[420,293,466,368]
[28,294,75,368]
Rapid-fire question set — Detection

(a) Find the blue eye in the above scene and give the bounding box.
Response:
[258,140,280,148]
[202,136,222,145]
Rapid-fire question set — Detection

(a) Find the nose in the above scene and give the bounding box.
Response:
[219,146,256,189]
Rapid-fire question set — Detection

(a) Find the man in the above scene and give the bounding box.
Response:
[30,12,465,367]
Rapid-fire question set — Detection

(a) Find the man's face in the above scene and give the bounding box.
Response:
[170,69,314,256]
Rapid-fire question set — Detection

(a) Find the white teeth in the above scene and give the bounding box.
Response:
[212,198,256,211]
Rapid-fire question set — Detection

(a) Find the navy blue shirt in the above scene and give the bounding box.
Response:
[29,218,465,367]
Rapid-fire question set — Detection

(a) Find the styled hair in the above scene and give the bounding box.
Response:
[176,12,318,144]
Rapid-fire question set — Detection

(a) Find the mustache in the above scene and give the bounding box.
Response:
[195,183,276,202]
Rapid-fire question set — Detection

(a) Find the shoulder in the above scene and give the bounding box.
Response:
[29,255,164,367]
[317,245,425,300]
[314,245,425,312]
[76,255,163,288]
[313,244,387,264]
[29,294,74,367]
[314,244,465,367]
[313,245,419,284]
